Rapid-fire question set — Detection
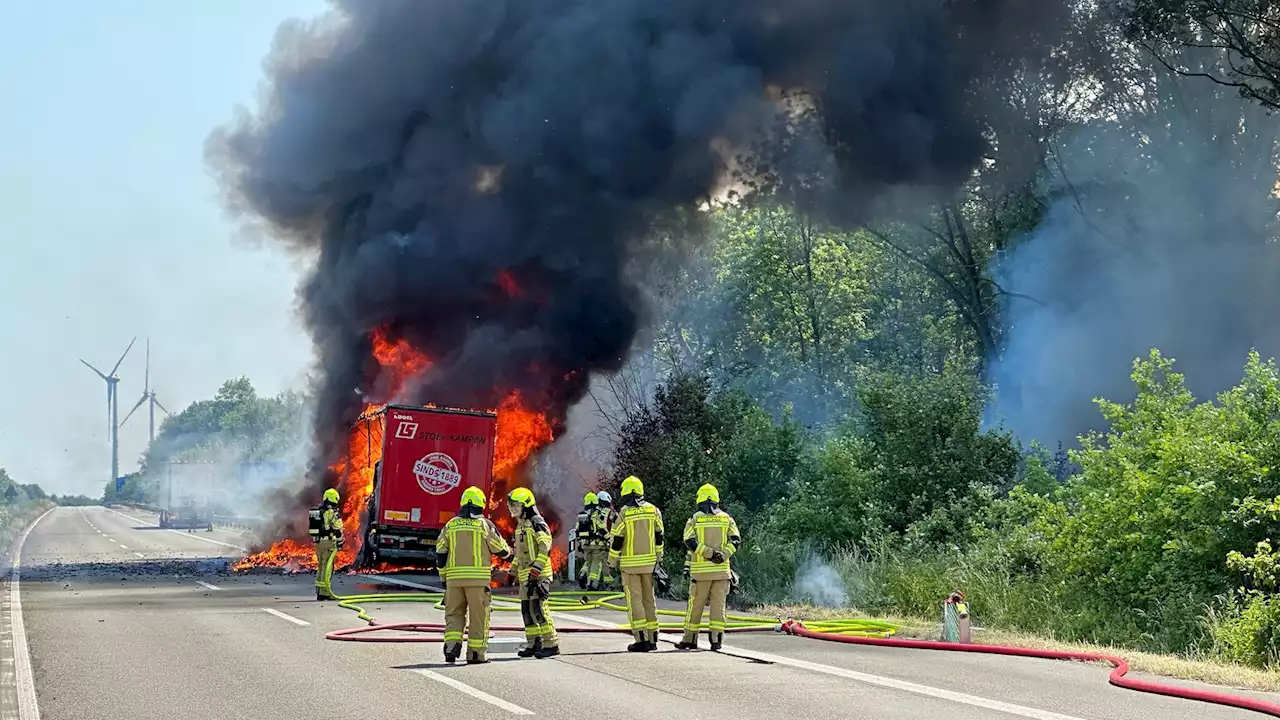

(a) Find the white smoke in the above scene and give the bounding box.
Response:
[791,553,849,607]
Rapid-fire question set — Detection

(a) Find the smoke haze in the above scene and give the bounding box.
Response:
[208,0,1075,508]
[988,68,1280,444]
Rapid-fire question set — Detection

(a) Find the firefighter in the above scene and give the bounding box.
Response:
[435,486,513,664]
[309,488,344,601]
[677,483,740,651]
[574,492,597,589]
[506,487,560,659]
[585,490,614,590]
[607,476,664,652]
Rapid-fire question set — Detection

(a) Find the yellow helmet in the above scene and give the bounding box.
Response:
[507,486,536,508]
[584,491,598,506]
[460,486,486,509]
[323,488,340,504]
[620,475,644,497]
[696,483,720,504]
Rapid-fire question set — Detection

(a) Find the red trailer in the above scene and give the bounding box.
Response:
[357,404,498,568]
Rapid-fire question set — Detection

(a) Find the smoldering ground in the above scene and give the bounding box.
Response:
[208,0,1075,523]
[987,63,1280,445]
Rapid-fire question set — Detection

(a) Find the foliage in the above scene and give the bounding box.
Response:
[1125,0,1280,110]
[51,494,99,507]
[102,378,305,503]
[0,467,47,505]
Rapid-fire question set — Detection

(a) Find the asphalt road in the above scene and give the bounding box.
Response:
[3,506,1276,720]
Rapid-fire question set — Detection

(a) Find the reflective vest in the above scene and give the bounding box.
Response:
[512,513,552,584]
[683,509,739,580]
[609,501,663,573]
[435,515,510,586]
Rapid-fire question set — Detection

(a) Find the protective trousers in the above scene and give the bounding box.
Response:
[443,585,492,660]
[313,538,337,598]
[622,571,658,642]
[583,546,609,589]
[683,578,730,646]
[518,580,559,648]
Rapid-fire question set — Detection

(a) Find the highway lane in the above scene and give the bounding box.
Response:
[6,506,1276,720]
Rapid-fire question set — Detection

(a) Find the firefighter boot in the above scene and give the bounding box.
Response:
[517,638,542,658]
[709,632,723,652]
[533,644,560,659]
[443,643,461,664]
[466,649,489,665]
[644,630,659,651]
[626,630,648,652]
[675,631,698,650]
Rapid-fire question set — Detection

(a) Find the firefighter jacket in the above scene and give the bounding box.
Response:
[512,513,553,584]
[310,503,343,543]
[435,515,512,587]
[588,506,614,548]
[682,508,740,581]
[609,501,664,574]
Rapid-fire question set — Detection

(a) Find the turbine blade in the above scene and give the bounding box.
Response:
[120,400,143,427]
[110,336,137,376]
[153,397,172,416]
[80,359,108,380]
[144,338,150,391]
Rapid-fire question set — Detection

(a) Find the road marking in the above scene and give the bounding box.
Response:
[11,506,54,720]
[411,669,534,715]
[117,544,128,549]
[133,553,146,559]
[367,575,443,592]
[194,581,222,591]
[261,608,310,626]
[559,613,1083,720]
[101,507,245,550]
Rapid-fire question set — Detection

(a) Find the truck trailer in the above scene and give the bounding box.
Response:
[357,404,498,569]
[157,460,215,531]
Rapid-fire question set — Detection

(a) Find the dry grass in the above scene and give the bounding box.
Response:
[751,603,1280,694]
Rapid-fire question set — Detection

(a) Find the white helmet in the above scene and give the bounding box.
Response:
[596,490,612,505]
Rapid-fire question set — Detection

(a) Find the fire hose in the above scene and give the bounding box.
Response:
[324,589,1280,718]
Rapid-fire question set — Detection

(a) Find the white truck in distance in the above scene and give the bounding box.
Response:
[157,461,215,531]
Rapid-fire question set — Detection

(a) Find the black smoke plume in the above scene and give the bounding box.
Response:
[208,0,1070,528]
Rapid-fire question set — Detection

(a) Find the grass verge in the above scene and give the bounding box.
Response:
[752,602,1280,694]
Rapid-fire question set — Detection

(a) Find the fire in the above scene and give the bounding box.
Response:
[234,324,563,575]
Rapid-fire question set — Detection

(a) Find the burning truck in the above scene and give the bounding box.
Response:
[357,404,498,568]
[234,329,566,576]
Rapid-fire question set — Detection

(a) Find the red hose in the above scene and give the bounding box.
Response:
[781,620,1280,718]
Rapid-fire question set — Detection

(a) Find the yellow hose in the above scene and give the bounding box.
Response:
[334,588,897,637]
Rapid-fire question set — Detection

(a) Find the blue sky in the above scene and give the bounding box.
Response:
[0,1,328,494]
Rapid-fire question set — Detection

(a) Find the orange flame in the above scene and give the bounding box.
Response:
[234,325,562,574]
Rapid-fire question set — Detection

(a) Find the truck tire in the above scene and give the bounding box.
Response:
[360,533,376,569]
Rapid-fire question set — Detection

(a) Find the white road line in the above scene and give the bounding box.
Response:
[367,575,443,592]
[261,608,310,626]
[11,506,54,720]
[117,544,128,549]
[100,507,245,550]
[194,581,222,591]
[133,553,146,559]
[559,613,1085,720]
[411,669,534,715]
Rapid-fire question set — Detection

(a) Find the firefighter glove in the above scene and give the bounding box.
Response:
[710,550,725,564]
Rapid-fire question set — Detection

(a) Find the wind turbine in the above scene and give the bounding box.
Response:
[80,337,136,489]
[120,338,171,445]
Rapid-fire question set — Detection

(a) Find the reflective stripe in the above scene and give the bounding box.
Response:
[620,553,656,567]
[444,631,464,641]
[446,567,493,579]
